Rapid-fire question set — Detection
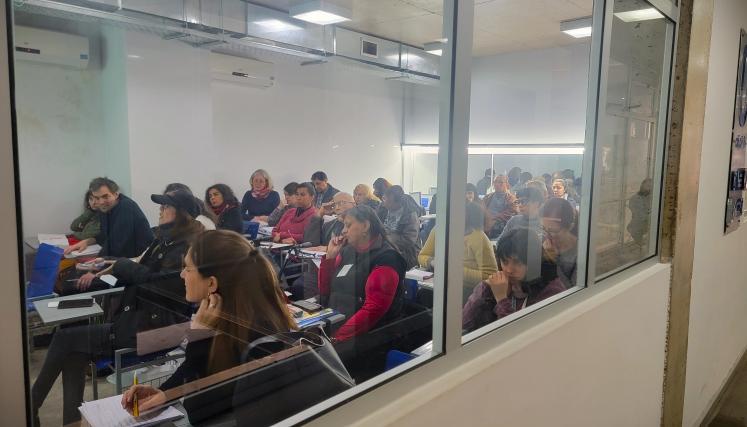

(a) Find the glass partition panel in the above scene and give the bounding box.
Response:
[593,0,672,278]
[12,0,448,425]
[460,0,593,340]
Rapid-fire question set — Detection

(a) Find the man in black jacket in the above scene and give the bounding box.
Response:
[311,171,339,209]
[66,177,154,290]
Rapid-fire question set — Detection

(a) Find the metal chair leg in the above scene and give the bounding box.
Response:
[90,361,98,400]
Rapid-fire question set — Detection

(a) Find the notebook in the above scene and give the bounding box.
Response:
[79,394,183,427]
[37,233,69,247]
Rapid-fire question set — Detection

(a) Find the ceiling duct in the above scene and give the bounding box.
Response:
[14,0,440,84]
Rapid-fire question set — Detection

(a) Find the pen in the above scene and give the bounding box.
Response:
[133,372,139,417]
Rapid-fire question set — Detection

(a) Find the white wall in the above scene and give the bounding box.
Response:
[309,263,670,427]
[124,32,405,221]
[13,18,132,237]
[469,43,590,146]
[683,0,747,424]
[402,44,589,192]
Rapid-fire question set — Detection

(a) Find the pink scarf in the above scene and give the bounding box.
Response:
[251,186,271,199]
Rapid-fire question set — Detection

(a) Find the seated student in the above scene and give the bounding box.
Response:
[525,178,549,200]
[311,171,339,209]
[482,174,518,238]
[241,169,280,221]
[378,185,421,269]
[318,205,406,341]
[69,190,100,241]
[541,198,579,288]
[353,183,381,211]
[476,168,494,197]
[164,182,217,230]
[497,187,544,241]
[121,230,296,414]
[272,182,317,244]
[320,192,356,246]
[419,201,497,300]
[264,182,298,226]
[465,183,478,203]
[462,228,566,333]
[65,177,154,259]
[551,178,579,210]
[32,191,204,424]
[205,184,243,234]
[372,177,392,200]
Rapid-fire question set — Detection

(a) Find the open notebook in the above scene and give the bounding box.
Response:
[79,395,183,427]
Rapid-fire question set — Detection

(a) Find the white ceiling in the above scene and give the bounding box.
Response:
[246,0,593,56]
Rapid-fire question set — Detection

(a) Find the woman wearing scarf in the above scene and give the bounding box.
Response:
[241,169,280,221]
[205,184,244,234]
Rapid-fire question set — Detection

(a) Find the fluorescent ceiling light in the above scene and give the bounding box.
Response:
[560,16,592,38]
[402,145,585,155]
[254,19,301,32]
[424,40,447,56]
[290,0,351,25]
[614,8,664,22]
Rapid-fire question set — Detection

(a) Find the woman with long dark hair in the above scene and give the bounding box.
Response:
[122,230,296,412]
[318,205,407,342]
[462,227,566,332]
[541,197,579,288]
[205,183,243,233]
[32,190,204,425]
[69,189,100,241]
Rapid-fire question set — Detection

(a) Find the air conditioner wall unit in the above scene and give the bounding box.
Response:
[209,52,274,89]
[14,26,90,70]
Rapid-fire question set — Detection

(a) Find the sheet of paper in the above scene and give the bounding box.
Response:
[47,301,59,308]
[65,244,102,259]
[79,394,183,427]
[37,233,69,247]
[405,268,434,281]
[337,264,353,277]
[99,274,118,287]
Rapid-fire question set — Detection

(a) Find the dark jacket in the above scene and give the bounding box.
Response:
[314,184,339,208]
[70,209,100,241]
[321,219,344,246]
[241,191,280,220]
[97,194,154,258]
[215,204,244,234]
[377,203,421,269]
[404,194,426,217]
[109,224,194,348]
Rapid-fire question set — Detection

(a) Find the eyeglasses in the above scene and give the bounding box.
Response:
[541,225,563,235]
[513,199,530,206]
[334,200,354,207]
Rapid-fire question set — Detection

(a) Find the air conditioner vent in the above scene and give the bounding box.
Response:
[361,39,378,58]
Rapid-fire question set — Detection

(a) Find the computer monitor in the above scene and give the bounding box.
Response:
[409,192,422,207]
[421,196,430,209]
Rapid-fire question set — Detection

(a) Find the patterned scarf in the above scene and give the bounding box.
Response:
[251,186,271,199]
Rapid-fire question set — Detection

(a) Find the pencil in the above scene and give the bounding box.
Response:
[133,372,139,417]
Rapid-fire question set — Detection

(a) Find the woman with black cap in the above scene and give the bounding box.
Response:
[31,190,205,425]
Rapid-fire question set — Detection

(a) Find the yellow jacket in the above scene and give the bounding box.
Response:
[418,228,498,286]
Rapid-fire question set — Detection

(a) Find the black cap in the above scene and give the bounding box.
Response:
[151,190,200,218]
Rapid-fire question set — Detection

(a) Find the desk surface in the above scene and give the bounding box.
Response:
[33,294,103,326]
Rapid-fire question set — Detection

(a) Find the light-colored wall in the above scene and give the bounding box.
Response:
[682,0,747,424]
[309,263,670,427]
[469,43,590,145]
[124,32,404,221]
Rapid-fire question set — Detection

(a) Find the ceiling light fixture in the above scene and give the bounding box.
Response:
[614,8,664,22]
[254,19,301,32]
[424,39,447,56]
[402,145,585,155]
[560,16,592,38]
[290,0,351,25]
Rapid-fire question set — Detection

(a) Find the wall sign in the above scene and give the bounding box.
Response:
[725,29,747,234]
